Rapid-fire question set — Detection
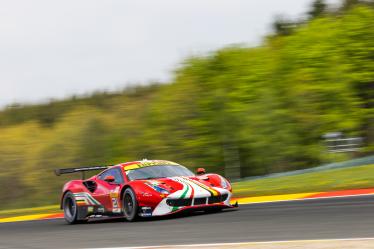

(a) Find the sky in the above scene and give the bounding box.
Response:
[0,0,340,107]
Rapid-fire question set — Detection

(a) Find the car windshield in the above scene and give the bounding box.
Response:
[126,165,194,181]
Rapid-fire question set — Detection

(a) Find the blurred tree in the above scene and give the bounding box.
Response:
[336,6,374,150]
[272,16,297,36]
[308,0,327,19]
[339,0,374,12]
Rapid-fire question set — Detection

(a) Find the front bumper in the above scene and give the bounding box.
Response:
[139,202,237,217]
[141,190,236,217]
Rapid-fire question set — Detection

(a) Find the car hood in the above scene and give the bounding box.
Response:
[138,176,226,198]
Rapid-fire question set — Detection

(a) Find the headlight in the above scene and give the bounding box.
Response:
[145,183,170,195]
[219,176,230,189]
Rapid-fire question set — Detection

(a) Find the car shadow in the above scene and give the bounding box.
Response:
[78,208,238,225]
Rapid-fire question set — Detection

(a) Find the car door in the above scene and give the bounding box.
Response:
[93,167,124,213]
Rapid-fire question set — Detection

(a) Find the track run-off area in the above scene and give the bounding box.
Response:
[2,187,374,223]
[1,195,374,249]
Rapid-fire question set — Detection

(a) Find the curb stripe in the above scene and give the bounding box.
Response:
[232,192,318,204]
[306,188,374,198]
[0,212,64,223]
[233,188,374,205]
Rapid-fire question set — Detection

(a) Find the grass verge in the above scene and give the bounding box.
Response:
[232,164,374,198]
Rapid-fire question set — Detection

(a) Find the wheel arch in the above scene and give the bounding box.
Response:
[120,184,134,201]
[60,190,72,209]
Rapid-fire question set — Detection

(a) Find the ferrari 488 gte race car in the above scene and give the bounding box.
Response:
[55,159,237,224]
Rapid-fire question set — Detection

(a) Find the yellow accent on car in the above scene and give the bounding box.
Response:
[123,160,179,171]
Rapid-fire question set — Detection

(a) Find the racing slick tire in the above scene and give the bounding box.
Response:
[122,188,138,222]
[62,191,86,224]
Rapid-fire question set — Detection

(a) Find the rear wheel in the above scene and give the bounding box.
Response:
[62,192,86,224]
[122,188,138,221]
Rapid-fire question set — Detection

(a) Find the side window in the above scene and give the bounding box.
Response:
[98,168,124,184]
[111,168,124,184]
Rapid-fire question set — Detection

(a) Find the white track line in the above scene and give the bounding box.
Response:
[92,238,374,249]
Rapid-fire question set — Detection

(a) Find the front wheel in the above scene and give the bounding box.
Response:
[122,188,138,222]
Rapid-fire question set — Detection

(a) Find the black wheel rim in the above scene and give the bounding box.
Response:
[124,194,133,216]
[64,197,76,219]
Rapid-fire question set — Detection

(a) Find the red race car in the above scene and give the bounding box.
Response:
[55,159,237,224]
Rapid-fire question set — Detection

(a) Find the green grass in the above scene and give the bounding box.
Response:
[1,164,374,219]
[232,164,374,198]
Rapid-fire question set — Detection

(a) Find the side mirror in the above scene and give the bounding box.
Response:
[104,175,115,183]
[196,168,206,175]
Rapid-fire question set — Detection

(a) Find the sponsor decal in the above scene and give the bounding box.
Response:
[88,215,103,218]
[141,192,152,197]
[112,208,121,213]
[111,197,119,210]
[139,207,152,217]
[123,160,179,171]
[73,192,101,206]
[110,186,121,212]
[141,213,152,217]
[75,199,87,206]
[109,191,119,198]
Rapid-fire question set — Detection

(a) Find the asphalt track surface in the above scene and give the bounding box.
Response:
[1,195,374,249]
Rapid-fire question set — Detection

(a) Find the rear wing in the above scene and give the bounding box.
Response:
[54,166,111,179]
